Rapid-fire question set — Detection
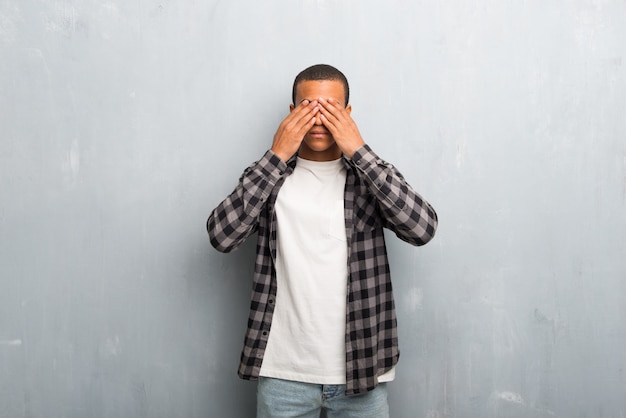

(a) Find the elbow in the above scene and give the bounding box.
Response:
[209,237,235,253]
[207,230,237,254]
[418,210,438,246]
[395,225,436,247]
[206,217,234,253]
[415,225,437,246]
[404,210,438,247]
[403,228,436,247]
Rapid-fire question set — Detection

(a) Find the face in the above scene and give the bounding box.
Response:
[290,79,351,161]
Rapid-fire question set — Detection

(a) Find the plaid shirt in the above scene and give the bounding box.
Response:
[207,144,437,395]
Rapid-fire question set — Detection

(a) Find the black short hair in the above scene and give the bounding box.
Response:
[292,64,350,105]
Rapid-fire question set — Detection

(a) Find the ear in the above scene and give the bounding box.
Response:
[289,104,295,113]
[346,104,352,115]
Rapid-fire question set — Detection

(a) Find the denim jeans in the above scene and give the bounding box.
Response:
[256,377,389,418]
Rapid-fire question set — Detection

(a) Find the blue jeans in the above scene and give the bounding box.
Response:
[256,377,389,418]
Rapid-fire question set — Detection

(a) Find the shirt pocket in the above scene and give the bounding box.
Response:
[327,199,347,241]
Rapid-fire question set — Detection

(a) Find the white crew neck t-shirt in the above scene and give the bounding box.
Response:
[259,157,395,384]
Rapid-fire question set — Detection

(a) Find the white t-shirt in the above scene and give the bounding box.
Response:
[259,157,395,384]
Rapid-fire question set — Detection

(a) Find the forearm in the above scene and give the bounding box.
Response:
[350,145,438,246]
[207,150,286,252]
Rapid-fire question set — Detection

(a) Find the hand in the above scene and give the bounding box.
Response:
[318,97,365,158]
[271,100,319,162]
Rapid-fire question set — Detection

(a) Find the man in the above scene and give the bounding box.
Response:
[207,64,438,417]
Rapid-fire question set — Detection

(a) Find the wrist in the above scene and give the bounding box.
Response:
[270,147,292,163]
[343,139,365,158]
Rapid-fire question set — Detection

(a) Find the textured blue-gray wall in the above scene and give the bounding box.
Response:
[1,1,625,417]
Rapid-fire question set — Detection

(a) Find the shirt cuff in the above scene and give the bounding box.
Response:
[258,149,289,184]
[350,144,379,170]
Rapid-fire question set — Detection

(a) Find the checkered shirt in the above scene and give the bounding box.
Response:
[207,144,438,395]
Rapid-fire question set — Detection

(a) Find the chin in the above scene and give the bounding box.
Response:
[304,138,335,152]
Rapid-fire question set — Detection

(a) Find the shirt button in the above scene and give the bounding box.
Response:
[262,331,268,336]
[268,299,274,304]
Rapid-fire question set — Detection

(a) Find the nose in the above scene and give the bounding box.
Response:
[314,113,323,125]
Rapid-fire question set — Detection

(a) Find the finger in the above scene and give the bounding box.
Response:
[280,100,318,133]
[298,114,317,136]
[318,98,344,124]
[293,102,319,131]
[285,99,313,120]
[319,97,344,113]
[319,114,338,137]
[292,100,319,123]
[282,110,318,143]
[318,104,341,133]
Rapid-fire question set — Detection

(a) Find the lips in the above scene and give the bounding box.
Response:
[309,130,330,136]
